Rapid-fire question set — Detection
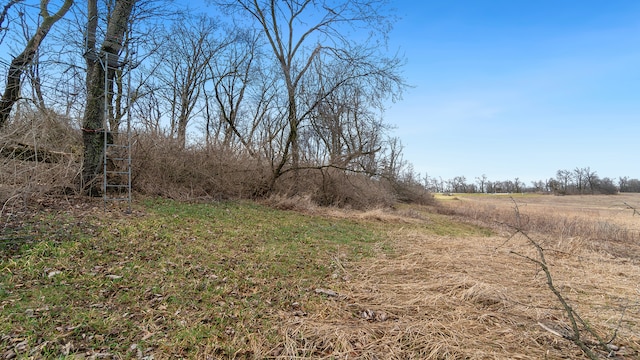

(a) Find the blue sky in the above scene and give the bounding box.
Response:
[385,1,640,184]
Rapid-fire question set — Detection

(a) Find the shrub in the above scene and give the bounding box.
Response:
[0,110,81,205]
[1,118,432,209]
[132,133,270,200]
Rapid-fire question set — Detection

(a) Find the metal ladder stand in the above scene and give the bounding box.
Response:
[100,51,132,212]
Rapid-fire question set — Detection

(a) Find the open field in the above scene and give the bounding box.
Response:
[1,195,639,359]
[436,192,640,232]
[437,193,640,263]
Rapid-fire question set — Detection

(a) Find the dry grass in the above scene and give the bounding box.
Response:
[273,196,640,359]
[440,193,640,262]
[2,195,640,358]
[0,111,82,205]
[441,193,640,232]
[275,229,640,358]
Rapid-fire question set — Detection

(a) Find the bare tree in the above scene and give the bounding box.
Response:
[304,77,386,173]
[573,167,585,193]
[624,178,640,192]
[215,0,405,193]
[0,0,24,45]
[583,167,598,194]
[131,83,163,135]
[106,0,184,135]
[556,169,572,194]
[207,27,263,152]
[153,14,225,148]
[513,177,522,193]
[452,176,468,193]
[379,136,404,181]
[476,174,487,193]
[531,179,545,192]
[0,0,73,128]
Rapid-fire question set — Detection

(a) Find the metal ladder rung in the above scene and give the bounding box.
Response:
[98,51,132,212]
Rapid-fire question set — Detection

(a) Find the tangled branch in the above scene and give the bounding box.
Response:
[506,198,619,359]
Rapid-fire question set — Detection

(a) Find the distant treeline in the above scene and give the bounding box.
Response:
[424,167,640,194]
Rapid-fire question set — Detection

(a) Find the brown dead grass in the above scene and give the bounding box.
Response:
[0,112,82,203]
[441,194,640,262]
[447,193,640,233]
[273,196,640,359]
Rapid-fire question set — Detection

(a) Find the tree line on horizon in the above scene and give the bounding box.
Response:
[422,167,640,195]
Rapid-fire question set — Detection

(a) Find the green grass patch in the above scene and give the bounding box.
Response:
[442,192,543,199]
[0,199,383,358]
[395,204,494,237]
[422,212,494,237]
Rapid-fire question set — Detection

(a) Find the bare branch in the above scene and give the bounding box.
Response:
[507,197,615,359]
[623,202,640,216]
[0,0,22,36]
[0,0,74,128]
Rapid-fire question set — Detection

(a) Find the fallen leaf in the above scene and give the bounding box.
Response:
[314,288,338,297]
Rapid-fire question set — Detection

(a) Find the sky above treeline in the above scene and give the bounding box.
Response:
[383,1,640,184]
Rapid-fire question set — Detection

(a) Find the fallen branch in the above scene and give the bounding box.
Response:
[0,141,72,163]
[623,202,639,216]
[507,198,614,360]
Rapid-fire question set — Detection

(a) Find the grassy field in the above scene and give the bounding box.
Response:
[437,192,640,231]
[1,194,639,359]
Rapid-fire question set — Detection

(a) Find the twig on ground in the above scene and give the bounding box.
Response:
[507,197,614,360]
[623,202,639,216]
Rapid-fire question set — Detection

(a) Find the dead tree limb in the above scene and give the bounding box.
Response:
[0,141,71,163]
[623,202,639,216]
[507,198,616,359]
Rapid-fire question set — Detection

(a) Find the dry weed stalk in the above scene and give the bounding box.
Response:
[506,198,621,359]
[624,202,640,216]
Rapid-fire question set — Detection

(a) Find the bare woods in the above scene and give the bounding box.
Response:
[0,0,432,208]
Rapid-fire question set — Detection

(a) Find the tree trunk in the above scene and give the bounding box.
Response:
[82,62,107,195]
[81,0,135,195]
